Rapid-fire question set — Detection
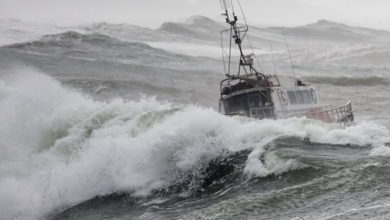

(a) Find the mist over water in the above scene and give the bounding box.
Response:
[1,17,390,220]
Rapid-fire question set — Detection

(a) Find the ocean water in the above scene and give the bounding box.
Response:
[1,18,390,220]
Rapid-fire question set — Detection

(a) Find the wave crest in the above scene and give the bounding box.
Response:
[1,70,390,219]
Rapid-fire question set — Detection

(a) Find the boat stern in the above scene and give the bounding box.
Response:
[305,101,354,125]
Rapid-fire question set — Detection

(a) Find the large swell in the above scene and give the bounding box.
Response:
[1,69,390,219]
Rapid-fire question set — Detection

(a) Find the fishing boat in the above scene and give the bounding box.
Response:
[218,0,354,125]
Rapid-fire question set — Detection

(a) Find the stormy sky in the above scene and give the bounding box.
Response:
[1,0,390,29]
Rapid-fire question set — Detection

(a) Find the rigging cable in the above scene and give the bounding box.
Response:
[219,0,228,10]
[270,42,281,85]
[282,30,297,83]
[236,0,248,39]
[228,26,233,75]
[247,35,264,73]
[230,0,235,12]
[220,32,227,75]
[237,0,264,73]
[237,0,248,29]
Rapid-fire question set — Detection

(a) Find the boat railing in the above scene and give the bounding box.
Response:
[250,106,276,120]
[305,102,353,125]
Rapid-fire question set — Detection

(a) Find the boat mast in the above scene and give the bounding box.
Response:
[220,0,265,79]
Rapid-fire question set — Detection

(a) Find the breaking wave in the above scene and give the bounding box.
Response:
[1,69,390,220]
[304,76,390,86]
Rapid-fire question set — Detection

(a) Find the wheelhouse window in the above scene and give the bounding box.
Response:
[287,91,297,105]
[223,94,249,115]
[286,89,317,105]
[295,91,304,104]
[301,90,311,104]
[223,91,270,115]
[310,89,318,104]
[248,93,263,108]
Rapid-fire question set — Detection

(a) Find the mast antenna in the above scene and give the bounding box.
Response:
[282,30,297,84]
[238,0,264,73]
[219,0,266,79]
[270,42,281,86]
[219,0,230,12]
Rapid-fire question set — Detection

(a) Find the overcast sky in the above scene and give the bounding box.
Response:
[1,0,390,29]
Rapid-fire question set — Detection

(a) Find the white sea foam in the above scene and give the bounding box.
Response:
[1,69,390,220]
[244,138,304,177]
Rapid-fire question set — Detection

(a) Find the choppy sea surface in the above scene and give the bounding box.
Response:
[1,18,390,220]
